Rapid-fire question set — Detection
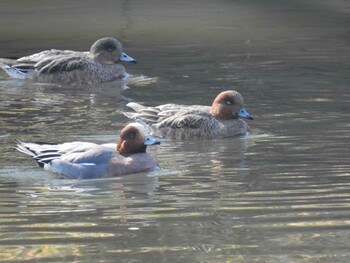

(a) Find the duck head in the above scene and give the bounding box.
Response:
[209,90,253,120]
[90,37,137,64]
[117,123,160,157]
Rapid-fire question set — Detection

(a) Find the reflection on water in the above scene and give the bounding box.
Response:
[1,0,350,262]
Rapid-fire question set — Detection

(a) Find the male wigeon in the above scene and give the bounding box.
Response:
[0,37,136,85]
[123,90,253,139]
[16,123,160,179]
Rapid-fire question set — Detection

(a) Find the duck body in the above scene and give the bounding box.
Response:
[0,37,136,85]
[17,123,160,179]
[124,90,253,140]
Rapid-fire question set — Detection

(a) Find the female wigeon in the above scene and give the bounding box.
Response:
[16,123,160,179]
[123,90,253,139]
[0,37,136,85]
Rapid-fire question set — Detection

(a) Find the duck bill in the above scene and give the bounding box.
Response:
[120,52,137,63]
[237,108,254,120]
[144,136,161,146]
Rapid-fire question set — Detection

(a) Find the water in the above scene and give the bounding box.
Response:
[1,0,350,262]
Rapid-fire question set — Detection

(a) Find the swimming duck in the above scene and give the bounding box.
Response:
[16,123,160,179]
[123,90,253,139]
[0,37,136,85]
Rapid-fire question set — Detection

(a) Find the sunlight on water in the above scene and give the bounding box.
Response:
[127,75,159,87]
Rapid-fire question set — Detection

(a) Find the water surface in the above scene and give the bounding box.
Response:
[1,0,350,262]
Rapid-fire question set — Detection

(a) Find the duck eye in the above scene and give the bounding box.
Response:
[128,132,136,139]
[105,44,116,52]
[225,100,232,105]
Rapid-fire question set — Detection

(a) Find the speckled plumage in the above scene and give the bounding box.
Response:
[0,37,136,85]
[123,90,254,140]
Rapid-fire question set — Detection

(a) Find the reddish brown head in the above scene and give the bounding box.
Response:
[209,90,253,120]
[116,123,160,157]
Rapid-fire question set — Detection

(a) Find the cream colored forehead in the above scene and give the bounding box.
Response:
[126,123,148,136]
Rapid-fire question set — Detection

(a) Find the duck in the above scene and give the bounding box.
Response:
[123,90,253,139]
[0,37,137,85]
[16,123,160,179]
